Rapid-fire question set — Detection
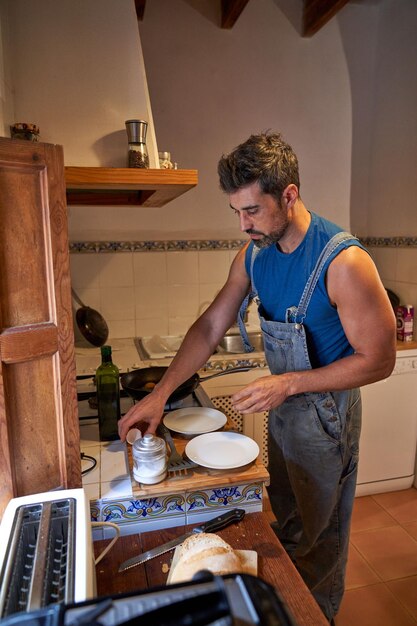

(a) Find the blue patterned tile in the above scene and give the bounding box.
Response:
[186,482,263,512]
[70,237,417,254]
[99,493,186,525]
[70,239,247,253]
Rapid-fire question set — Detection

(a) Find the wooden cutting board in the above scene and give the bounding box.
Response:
[167,546,257,584]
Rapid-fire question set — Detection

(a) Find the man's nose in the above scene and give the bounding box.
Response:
[239,212,252,231]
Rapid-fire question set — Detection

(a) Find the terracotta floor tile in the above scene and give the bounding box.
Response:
[387,576,417,620]
[345,543,381,589]
[372,489,417,523]
[351,525,417,581]
[351,495,397,532]
[402,521,417,542]
[335,583,417,626]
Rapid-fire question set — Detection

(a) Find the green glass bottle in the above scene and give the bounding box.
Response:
[96,345,121,441]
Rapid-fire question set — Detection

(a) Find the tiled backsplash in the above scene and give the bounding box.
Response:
[70,238,417,341]
[364,239,417,308]
[70,240,259,340]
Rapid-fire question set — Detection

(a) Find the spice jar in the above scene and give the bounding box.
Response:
[125,119,149,168]
[132,433,167,484]
[158,151,173,169]
[11,122,39,142]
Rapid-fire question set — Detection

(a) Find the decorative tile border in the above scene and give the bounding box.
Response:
[70,240,247,253]
[69,237,417,253]
[203,357,268,371]
[98,493,186,525]
[360,237,417,248]
[90,482,265,533]
[186,483,263,512]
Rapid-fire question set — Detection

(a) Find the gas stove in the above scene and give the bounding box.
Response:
[77,377,215,420]
[75,337,216,420]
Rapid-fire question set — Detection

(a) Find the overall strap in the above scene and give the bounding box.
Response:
[294,232,358,324]
[237,245,261,352]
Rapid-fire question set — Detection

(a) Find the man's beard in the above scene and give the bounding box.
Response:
[247,223,289,249]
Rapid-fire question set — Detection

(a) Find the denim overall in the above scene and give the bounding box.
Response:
[238,232,362,621]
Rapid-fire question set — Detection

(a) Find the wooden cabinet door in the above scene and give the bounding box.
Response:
[0,137,81,518]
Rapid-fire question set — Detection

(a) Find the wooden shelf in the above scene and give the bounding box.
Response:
[64,167,198,207]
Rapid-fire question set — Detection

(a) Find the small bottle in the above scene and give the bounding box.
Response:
[96,345,121,440]
[396,305,414,342]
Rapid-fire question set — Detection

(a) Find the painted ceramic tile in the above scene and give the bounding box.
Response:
[99,493,186,524]
[186,483,263,512]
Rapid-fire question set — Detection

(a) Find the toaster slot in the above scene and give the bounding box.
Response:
[0,498,76,617]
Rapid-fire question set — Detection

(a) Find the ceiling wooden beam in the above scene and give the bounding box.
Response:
[221,0,250,29]
[134,0,146,21]
[302,0,350,37]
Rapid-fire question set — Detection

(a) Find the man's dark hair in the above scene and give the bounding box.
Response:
[218,132,300,203]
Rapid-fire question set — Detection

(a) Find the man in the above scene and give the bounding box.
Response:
[118,132,396,622]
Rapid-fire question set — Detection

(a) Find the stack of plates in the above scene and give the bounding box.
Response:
[163,407,260,470]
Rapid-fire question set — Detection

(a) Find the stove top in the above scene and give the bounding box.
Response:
[77,383,215,420]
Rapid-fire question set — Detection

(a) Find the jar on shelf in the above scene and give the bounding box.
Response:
[158,151,173,169]
[11,122,40,142]
[125,119,149,168]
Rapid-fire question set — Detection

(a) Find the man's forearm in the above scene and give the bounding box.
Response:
[285,350,396,397]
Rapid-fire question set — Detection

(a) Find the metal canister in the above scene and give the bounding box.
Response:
[132,433,167,484]
[125,119,149,168]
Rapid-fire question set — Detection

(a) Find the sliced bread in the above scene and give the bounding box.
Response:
[170,532,243,584]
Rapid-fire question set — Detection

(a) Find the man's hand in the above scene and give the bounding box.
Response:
[118,390,167,441]
[231,374,290,413]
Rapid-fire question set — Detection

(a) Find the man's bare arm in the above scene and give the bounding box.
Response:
[118,244,251,439]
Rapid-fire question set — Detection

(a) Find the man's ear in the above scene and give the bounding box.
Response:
[282,183,299,208]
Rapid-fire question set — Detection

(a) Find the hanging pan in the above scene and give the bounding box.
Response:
[71,288,109,347]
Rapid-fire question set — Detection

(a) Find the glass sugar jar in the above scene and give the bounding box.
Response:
[132,433,167,484]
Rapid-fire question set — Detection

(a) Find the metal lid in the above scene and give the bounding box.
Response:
[133,433,165,457]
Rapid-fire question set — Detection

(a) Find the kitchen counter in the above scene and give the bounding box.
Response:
[81,407,269,537]
[128,420,269,499]
[93,511,328,626]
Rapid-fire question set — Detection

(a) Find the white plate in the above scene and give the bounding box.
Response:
[185,432,259,469]
[163,407,227,435]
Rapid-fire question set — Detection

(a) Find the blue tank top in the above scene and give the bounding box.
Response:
[244,212,367,368]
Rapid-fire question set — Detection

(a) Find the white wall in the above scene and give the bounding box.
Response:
[4,0,158,169]
[0,0,14,136]
[124,0,353,241]
[365,0,417,237]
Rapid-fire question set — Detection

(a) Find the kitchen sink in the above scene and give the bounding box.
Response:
[216,332,264,354]
[135,332,264,359]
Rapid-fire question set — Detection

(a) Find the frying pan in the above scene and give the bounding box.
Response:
[71,288,109,347]
[120,365,253,403]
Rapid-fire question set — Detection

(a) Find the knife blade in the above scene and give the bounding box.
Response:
[118,508,245,572]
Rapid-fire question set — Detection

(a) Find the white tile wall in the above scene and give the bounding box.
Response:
[70,249,237,339]
[369,246,417,309]
[71,243,417,341]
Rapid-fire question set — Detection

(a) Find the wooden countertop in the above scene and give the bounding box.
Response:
[94,511,328,626]
[396,339,417,351]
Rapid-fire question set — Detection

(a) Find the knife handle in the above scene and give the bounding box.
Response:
[197,508,245,534]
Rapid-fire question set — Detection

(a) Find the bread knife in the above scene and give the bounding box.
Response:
[118,508,245,572]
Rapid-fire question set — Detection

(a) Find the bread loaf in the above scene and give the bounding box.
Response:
[169,532,244,583]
